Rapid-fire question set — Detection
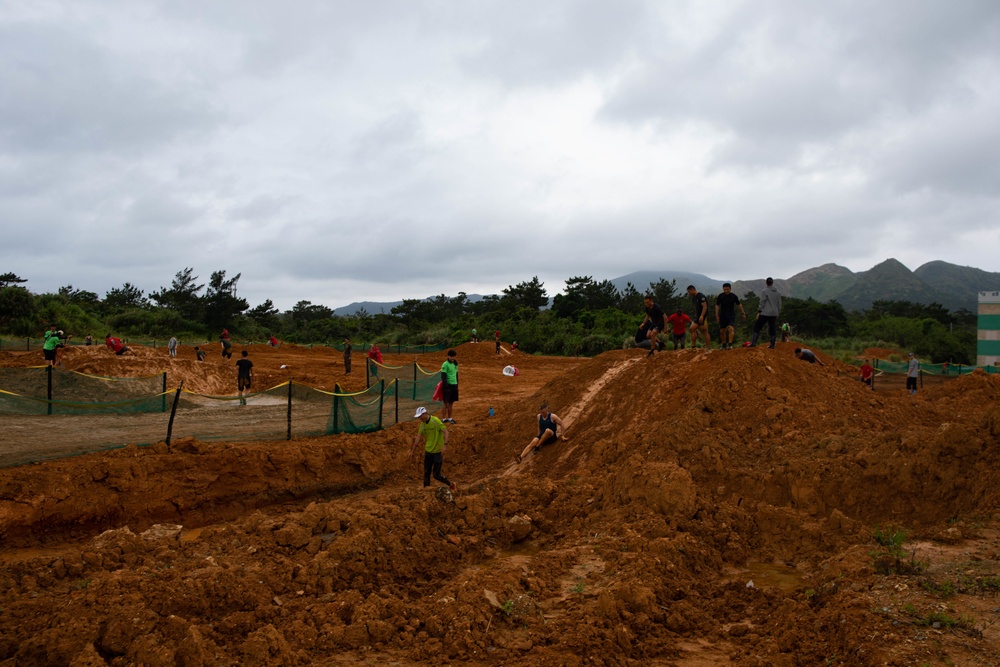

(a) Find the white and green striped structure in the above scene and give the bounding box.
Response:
[979,291,1000,367]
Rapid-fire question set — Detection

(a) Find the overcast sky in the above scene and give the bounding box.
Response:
[2,1,998,311]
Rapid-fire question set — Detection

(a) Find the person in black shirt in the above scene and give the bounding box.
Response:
[714,283,746,350]
[236,350,253,405]
[687,285,711,350]
[637,295,667,357]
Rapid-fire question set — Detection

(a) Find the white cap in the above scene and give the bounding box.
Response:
[414,406,427,418]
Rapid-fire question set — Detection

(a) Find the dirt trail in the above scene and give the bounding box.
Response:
[2,342,1000,666]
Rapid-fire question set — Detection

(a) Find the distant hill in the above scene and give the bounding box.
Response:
[332,261,1000,316]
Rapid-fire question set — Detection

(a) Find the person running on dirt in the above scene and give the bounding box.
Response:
[906,352,919,394]
[410,406,456,492]
[780,322,791,342]
[236,350,253,405]
[168,336,178,358]
[638,294,667,357]
[440,349,459,423]
[221,335,233,359]
[105,334,129,356]
[517,402,569,463]
[750,277,782,348]
[343,338,352,375]
[686,285,711,349]
[794,347,825,365]
[195,346,206,361]
[495,330,502,355]
[860,359,874,389]
[715,283,746,350]
[43,326,69,367]
[666,308,692,350]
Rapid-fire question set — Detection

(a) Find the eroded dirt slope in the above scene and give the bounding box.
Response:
[2,342,1000,666]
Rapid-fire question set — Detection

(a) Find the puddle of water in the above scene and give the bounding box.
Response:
[743,562,806,592]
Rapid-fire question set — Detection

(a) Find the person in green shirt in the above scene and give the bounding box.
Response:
[439,349,459,424]
[42,326,69,367]
[410,406,456,492]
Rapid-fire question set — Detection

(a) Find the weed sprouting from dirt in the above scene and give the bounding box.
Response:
[870,526,927,575]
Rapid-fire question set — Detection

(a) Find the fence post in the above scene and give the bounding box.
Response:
[287,380,293,441]
[333,383,341,434]
[165,381,184,445]
[378,379,385,431]
[47,365,53,415]
[395,379,399,426]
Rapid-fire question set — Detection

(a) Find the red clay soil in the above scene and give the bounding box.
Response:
[2,341,1000,666]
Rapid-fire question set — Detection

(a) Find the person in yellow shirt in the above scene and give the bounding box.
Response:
[410,407,457,492]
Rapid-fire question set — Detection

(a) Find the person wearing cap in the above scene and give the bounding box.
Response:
[440,349,459,423]
[906,352,919,394]
[794,347,824,365]
[42,325,69,367]
[665,308,692,350]
[715,283,746,350]
[750,277,782,348]
[517,403,569,463]
[343,338,352,375]
[410,406,456,492]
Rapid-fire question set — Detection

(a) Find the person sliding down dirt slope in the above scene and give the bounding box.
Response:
[517,402,569,463]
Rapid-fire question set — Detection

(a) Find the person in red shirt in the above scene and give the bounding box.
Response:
[860,359,874,389]
[367,344,383,364]
[666,308,692,350]
[105,334,130,356]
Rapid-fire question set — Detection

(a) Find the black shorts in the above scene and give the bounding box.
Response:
[44,349,57,361]
[116,346,129,356]
[442,383,459,403]
[671,332,686,342]
[238,376,251,391]
[719,313,735,328]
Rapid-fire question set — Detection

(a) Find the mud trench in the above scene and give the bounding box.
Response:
[2,342,1000,666]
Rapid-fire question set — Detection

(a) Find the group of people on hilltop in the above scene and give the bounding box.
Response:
[638,277,786,354]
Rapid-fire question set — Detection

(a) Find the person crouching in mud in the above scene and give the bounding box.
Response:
[517,403,569,463]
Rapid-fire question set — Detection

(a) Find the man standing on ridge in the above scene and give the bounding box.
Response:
[666,308,692,350]
[906,352,919,394]
[750,277,782,348]
[343,338,352,375]
[440,349,459,423]
[687,285,711,349]
[715,283,746,350]
[638,294,667,357]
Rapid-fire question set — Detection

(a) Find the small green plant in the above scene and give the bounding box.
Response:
[69,578,91,591]
[570,580,585,595]
[870,526,927,575]
[501,599,514,617]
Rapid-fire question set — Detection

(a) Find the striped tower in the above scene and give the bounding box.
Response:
[978,291,1000,367]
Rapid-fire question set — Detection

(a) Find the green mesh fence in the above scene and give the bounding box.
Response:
[366,357,438,388]
[866,360,997,375]
[0,367,167,414]
[326,383,385,434]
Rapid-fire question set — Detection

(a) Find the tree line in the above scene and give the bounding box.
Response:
[0,270,978,363]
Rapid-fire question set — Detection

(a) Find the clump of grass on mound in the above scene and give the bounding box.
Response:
[869,526,927,576]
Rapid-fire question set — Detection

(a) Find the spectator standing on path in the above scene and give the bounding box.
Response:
[517,402,570,463]
[750,277,782,348]
[471,328,478,343]
[168,336,178,358]
[714,283,746,350]
[906,352,919,394]
[410,406,456,492]
[687,285,711,349]
[860,359,874,389]
[84,334,93,346]
[638,294,667,357]
[368,343,383,364]
[495,330,502,355]
[440,349,459,423]
[666,308,692,350]
[195,346,206,362]
[794,347,825,365]
[105,334,130,356]
[343,338,352,375]
[236,350,253,405]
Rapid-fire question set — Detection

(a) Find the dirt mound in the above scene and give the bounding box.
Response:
[2,342,1000,665]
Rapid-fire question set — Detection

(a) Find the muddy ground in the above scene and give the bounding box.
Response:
[1,340,1000,666]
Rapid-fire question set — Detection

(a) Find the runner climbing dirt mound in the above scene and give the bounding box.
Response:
[3,343,1000,665]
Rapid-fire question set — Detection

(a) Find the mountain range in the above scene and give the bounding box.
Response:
[333,259,1000,316]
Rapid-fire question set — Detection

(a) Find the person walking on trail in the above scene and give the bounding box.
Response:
[236,350,253,405]
[495,330,502,355]
[221,335,233,359]
[517,402,569,463]
[860,359,874,389]
[906,352,919,394]
[750,277,782,348]
[343,338,353,375]
[794,347,825,365]
[440,349,459,423]
[715,283,746,350]
[687,285,711,349]
[410,406,457,492]
[780,322,791,343]
[43,326,69,367]
[666,308,692,350]
[168,336,178,358]
[637,294,667,357]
